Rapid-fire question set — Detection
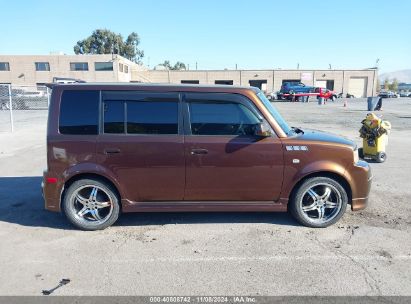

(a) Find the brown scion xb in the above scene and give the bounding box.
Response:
[42,83,372,230]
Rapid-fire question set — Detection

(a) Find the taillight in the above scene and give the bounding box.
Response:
[46,177,58,184]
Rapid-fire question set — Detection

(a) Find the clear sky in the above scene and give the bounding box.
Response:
[0,0,409,73]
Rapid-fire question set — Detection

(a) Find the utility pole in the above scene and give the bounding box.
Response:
[196,62,198,70]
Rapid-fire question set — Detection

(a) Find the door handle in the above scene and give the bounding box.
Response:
[190,148,208,155]
[104,148,121,154]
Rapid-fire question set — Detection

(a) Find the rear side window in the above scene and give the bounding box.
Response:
[127,101,178,134]
[104,100,125,134]
[102,92,179,135]
[59,90,99,135]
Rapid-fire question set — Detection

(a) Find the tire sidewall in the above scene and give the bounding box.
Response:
[290,177,348,228]
[63,179,120,230]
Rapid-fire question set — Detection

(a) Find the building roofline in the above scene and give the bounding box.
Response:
[46,82,259,92]
[148,68,378,72]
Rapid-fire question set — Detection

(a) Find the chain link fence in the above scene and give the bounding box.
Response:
[0,84,50,132]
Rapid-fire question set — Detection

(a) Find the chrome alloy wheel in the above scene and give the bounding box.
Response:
[68,185,113,225]
[300,183,342,224]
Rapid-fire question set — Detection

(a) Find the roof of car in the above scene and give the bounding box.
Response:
[46,82,260,93]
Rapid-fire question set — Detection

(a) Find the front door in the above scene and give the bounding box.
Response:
[96,91,185,202]
[183,93,284,201]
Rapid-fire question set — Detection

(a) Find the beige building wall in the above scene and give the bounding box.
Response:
[0,54,377,96]
[0,54,137,85]
[137,69,377,96]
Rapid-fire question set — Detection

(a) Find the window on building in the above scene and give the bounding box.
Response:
[36,83,47,92]
[95,62,113,71]
[215,80,234,85]
[0,62,10,71]
[188,101,260,136]
[102,92,179,135]
[119,63,124,72]
[35,62,50,71]
[181,80,199,84]
[59,90,99,135]
[124,65,129,73]
[70,62,89,71]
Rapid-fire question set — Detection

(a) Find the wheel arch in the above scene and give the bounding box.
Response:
[61,173,122,210]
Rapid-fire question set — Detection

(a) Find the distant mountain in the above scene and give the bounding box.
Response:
[379,69,411,83]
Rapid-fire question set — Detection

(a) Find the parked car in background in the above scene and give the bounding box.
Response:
[280,82,315,94]
[266,91,278,101]
[337,93,356,98]
[379,90,399,98]
[43,83,372,230]
[399,92,411,97]
[314,88,338,101]
[277,82,316,100]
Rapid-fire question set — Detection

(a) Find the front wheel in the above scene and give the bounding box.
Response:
[289,177,348,228]
[62,178,120,230]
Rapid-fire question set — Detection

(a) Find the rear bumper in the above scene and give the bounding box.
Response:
[42,170,62,212]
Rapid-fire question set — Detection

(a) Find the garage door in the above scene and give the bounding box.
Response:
[349,77,367,98]
[315,80,327,88]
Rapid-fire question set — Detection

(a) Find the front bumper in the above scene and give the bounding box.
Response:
[349,160,373,211]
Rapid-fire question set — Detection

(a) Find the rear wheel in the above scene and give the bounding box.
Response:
[62,178,120,230]
[289,177,348,228]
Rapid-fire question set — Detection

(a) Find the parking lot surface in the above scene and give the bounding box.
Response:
[0,98,410,295]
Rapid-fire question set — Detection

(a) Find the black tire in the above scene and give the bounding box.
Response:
[289,176,348,228]
[62,178,120,230]
[358,148,364,159]
[376,151,386,163]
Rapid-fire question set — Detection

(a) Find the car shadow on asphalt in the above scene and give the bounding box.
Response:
[0,176,299,230]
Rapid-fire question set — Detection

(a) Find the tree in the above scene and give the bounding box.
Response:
[389,78,399,92]
[158,60,187,70]
[73,29,144,63]
[159,60,173,70]
[172,61,187,70]
[383,78,390,90]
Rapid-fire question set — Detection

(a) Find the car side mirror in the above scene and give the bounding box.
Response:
[254,122,272,137]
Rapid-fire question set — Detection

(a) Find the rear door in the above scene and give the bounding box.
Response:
[96,91,185,202]
[183,92,284,201]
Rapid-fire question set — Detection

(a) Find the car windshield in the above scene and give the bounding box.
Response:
[256,91,293,136]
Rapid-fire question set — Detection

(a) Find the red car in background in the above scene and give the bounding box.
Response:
[315,87,338,101]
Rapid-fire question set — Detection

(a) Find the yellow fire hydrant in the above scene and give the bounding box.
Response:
[359,113,391,163]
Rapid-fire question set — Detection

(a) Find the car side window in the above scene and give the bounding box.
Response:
[102,92,179,135]
[104,100,125,134]
[127,101,178,134]
[59,90,99,135]
[188,101,261,136]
